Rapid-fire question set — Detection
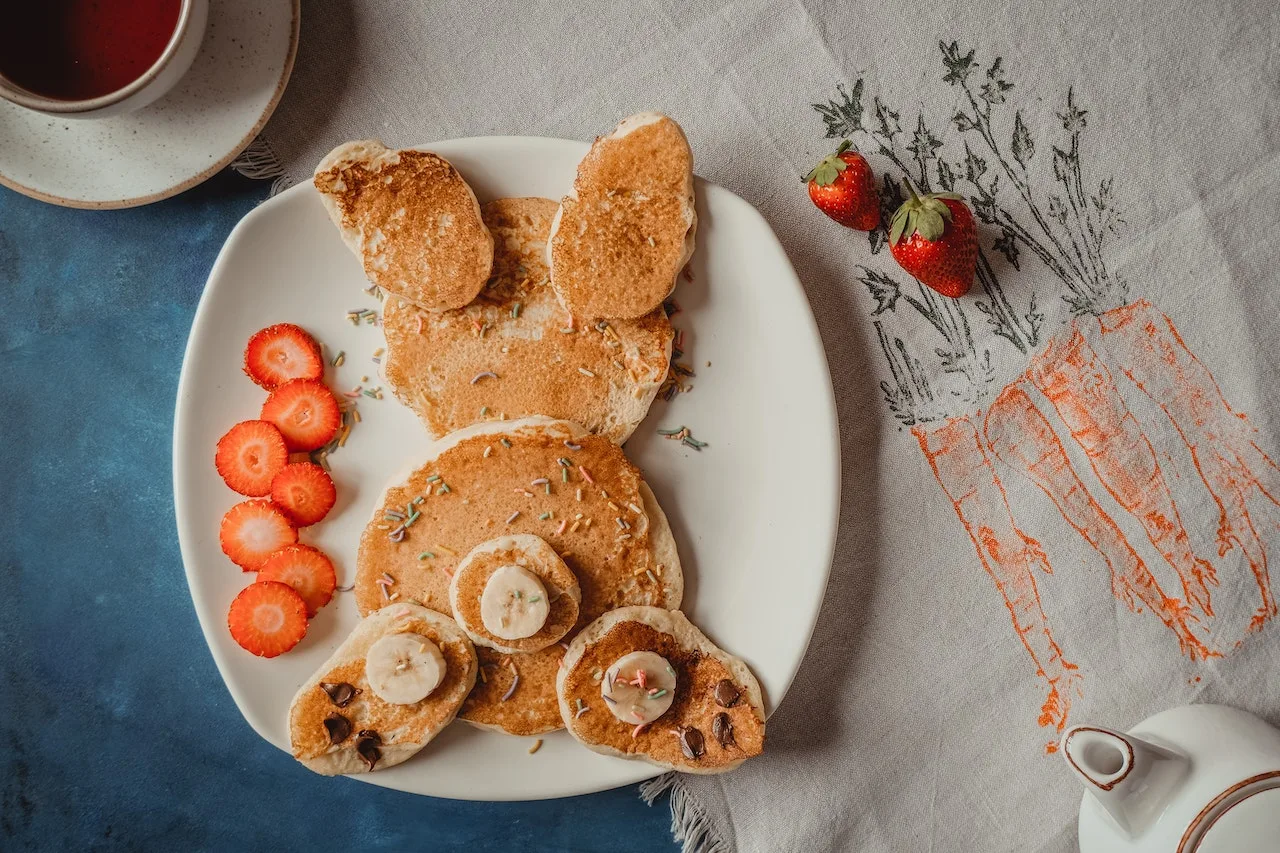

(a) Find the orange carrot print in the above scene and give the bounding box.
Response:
[1026,328,1218,617]
[914,416,1082,733]
[1097,300,1279,631]
[984,381,1213,659]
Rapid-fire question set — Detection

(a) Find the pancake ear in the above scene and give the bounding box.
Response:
[549,114,696,320]
[314,142,494,312]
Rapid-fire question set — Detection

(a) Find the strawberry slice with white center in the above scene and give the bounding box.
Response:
[214,420,288,496]
[260,378,342,452]
[227,581,308,657]
[270,462,337,526]
[219,500,298,571]
[257,544,337,617]
[243,323,324,390]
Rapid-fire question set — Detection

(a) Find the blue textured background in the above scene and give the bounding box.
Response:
[0,173,679,851]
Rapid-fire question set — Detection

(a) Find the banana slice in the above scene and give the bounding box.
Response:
[480,565,550,640]
[364,632,446,705]
[602,651,676,725]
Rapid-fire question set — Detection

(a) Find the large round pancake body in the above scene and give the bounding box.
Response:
[549,114,696,320]
[355,418,683,734]
[314,140,493,312]
[557,607,765,774]
[382,198,672,443]
[288,604,477,775]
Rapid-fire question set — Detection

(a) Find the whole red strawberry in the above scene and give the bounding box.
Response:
[804,140,879,230]
[888,181,977,298]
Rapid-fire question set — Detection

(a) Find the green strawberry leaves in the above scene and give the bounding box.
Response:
[889,179,963,244]
[803,139,853,186]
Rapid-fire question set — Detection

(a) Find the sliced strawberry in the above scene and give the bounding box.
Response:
[243,323,324,390]
[227,581,308,657]
[257,544,337,617]
[260,379,341,452]
[214,420,288,496]
[219,500,298,571]
[270,463,337,526]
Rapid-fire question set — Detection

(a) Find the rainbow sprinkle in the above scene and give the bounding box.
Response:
[506,511,520,524]
[578,466,594,484]
[564,440,582,451]
[418,552,434,560]
[471,371,497,384]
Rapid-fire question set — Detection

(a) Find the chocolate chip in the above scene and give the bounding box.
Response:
[712,712,735,748]
[678,726,705,760]
[320,682,359,708]
[713,679,740,708]
[323,714,352,744]
[355,730,382,771]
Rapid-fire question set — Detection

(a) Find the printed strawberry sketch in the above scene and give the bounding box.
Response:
[814,41,1279,740]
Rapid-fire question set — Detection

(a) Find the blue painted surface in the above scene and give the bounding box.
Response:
[0,173,678,851]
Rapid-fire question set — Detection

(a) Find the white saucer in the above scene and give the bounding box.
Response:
[0,0,298,209]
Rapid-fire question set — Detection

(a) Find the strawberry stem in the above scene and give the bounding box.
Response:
[902,177,922,205]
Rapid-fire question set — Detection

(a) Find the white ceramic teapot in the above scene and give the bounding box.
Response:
[1061,704,1280,852]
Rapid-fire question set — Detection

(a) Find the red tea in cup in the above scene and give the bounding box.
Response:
[0,0,183,101]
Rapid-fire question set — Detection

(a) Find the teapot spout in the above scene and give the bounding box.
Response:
[1060,725,1188,839]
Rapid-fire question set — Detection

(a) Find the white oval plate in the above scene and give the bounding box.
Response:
[174,136,839,800]
[0,0,298,209]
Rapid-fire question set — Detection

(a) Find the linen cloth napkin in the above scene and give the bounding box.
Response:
[241,1,1280,849]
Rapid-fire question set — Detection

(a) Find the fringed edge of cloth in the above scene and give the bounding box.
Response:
[640,773,732,853]
[230,136,294,197]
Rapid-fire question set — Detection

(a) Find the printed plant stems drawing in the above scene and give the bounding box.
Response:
[816,40,1280,744]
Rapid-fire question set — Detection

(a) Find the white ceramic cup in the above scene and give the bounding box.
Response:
[0,0,208,119]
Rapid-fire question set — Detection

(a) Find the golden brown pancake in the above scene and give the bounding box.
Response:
[549,114,696,319]
[558,607,765,773]
[314,140,493,312]
[382,197,672,442]
[355,418,682,734]
[288,604,477,775]
[449,533,581,654]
